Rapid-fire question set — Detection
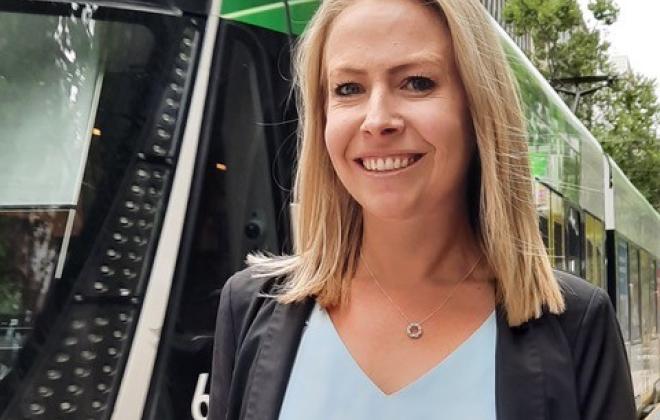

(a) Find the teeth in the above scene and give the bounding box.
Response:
[361,155,419,172]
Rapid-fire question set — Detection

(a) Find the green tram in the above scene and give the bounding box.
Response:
[0,0,658,418]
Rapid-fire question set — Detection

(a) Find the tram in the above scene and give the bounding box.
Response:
[0,0,658,419]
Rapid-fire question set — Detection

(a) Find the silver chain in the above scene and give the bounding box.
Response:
[362,254,483,327]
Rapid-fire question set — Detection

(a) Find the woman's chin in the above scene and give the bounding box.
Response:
[359,198,421,222]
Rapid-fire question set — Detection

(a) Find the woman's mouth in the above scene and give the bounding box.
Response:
[357,153,425,173]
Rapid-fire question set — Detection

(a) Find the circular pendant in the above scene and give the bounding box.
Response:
[406,322,423,339]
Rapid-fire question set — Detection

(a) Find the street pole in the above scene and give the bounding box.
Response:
[550,75,617,113]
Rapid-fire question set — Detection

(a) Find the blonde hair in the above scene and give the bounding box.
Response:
[247,0,565,326]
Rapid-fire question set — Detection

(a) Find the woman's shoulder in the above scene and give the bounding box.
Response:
[548,272,636,417]
[547,269,618,347]
[221,266,283,312]
[554,269,606,310]
[224,265,275,296]
[215,266,287,344]
[553,269,610,314]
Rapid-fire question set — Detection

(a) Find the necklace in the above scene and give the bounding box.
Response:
[362,254,483,339]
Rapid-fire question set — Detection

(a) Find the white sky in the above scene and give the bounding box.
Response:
[578,0,660,95]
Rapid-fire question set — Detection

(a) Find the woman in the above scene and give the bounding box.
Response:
[209,0,636,419]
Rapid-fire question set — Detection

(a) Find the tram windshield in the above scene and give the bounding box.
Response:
[0,5,105,382]
[0,9,102,208]
[0,2,196,416]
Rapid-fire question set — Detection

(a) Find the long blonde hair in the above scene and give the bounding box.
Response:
[247,0,565,326]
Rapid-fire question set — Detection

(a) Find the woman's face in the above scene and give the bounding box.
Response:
[324,0,474,221]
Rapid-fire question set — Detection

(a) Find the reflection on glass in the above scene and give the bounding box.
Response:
[630,247,641,342]
[616,239,630,341]
[640,251,654,337]
[0,211,69,316]
[508,44,581,204]
[535,181,550,250]
[0,211,70,380]
[565,206,581,276]
[0,4,184,412]
[0,11,103,207]
[585,213,605,288]
[656,264,660,336]
[550,191,565,270]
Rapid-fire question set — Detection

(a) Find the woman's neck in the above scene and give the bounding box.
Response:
[359,208,484,288]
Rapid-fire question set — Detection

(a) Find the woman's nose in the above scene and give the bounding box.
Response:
[360,92,404,137]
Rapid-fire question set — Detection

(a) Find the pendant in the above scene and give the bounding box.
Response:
[406,322,423,339]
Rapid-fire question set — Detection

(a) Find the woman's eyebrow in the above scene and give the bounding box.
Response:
[327,53,446,78]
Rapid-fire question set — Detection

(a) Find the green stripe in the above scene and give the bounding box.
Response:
[221,0,279,15]
[221,0,319,35]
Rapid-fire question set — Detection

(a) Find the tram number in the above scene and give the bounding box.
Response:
[191,373,210,420]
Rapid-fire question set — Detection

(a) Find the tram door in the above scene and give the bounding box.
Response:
[141,15,299,420]
[0,1,207,418]
[1,1,301,419]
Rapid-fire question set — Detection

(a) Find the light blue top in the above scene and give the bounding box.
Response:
[279,304,497,420]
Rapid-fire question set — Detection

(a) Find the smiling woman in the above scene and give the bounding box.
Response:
[323,1,474,224]
[208,0,636,419]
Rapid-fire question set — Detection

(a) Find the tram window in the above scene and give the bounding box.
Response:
[0,5,105,337]
[630,246,642,342]
[535,181,550,250]
[656,261,660,336]
[0,17,102,207]
[539,216,550,250]
[584,213,605,288]
[616,239,631,341]
[550,191,565,270]
[0,5,196,415]
[651,256,657,337]
[653,259,658,337]
[640,251,655,337]
[565,206,581,277]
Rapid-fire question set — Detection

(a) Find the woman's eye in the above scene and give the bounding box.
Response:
[334,83,363,96]
[403,76,436,92]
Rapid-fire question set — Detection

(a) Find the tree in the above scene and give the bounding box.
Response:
[588,0,620,25]
[503,0,608,81]
[504,0,660,210]
[592,74,660,209]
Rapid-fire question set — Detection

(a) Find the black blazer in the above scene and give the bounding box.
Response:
[209,268,636,420]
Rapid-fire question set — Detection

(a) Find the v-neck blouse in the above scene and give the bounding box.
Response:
[278,303,497,420]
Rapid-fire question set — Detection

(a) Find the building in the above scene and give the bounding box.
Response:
[611,54,632,75]
[481,0,533,51]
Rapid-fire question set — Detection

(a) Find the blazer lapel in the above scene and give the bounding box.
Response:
[242,297,314,420]
[496,305,546,420]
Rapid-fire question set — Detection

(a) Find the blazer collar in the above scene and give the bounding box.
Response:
[242,298,314,420]
[243,300,545,420]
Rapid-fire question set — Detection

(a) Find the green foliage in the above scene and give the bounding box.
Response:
[592,74,660,209]
[0,281,21,314]
[504,0,660,210]
[504,0,584,79]
[504,0,609,80]
[553,29,609,78]
[588,0,620,25]
[0,219,22,315]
